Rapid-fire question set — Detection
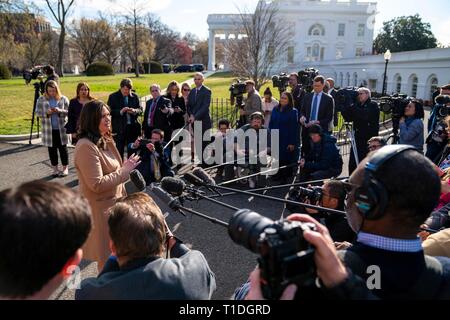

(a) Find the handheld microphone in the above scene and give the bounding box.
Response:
[161,177,186,196]
[125,169,146,194]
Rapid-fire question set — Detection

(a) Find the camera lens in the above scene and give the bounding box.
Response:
[228,209,273,253]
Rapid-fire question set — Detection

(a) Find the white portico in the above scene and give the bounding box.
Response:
[207,0,377,71]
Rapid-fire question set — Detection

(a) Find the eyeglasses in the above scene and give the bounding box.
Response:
[183,88,191,92]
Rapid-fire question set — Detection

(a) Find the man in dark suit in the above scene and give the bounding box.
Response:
[187,72,212,163]
[108,78,143,160]
[76,192,216,300]
[289,73,305,110]
[142,84,173,142]
[299,75,335,156]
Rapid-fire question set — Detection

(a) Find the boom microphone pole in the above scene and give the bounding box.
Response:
[163,123,190,151]
[218,163,298,186]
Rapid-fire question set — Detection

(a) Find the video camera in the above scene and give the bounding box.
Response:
[378,93,410,119]
[434,95,450,118]
[335,87,359,110]
[272,73,290,92]
[23,66,45,85]
[298,68,319,93]
[229,80,247,98]
[228,209,317,300]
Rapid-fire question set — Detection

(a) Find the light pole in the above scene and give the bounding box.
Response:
[382,49,391,96]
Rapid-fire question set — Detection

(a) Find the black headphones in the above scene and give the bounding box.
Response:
[354,145,416,220]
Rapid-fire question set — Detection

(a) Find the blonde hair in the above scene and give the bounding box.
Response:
[44,80,62,100]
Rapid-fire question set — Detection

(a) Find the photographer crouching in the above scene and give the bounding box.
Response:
[287,180,355,243]
[76,192,216,300]
[129,129,174,186]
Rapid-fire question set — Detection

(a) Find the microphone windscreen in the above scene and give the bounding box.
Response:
[183,172,204,186]
[130,170,146,191]
[145,185,180,215]
[161,177,185,196]
[193,167,216,186]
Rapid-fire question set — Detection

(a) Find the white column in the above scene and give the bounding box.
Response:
[208,29,216,71]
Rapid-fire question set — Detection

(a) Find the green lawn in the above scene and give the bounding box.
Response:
[0,73,194,135]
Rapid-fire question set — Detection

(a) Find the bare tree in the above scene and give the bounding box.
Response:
[71,18,115,71]
[23,31,51,67]
[146,14,180,63]
[225,1,290,89]
[44,0,76,77]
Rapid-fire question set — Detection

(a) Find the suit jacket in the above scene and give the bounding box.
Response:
[142,96,172,139]
[75,241,216,300]
[74,138,128,270]
[35,95,69,147]
[107,90,143,137]
[166,95,186,129]
[187,85,212,130]
[300,91,335,132]
[292,84,305,110]
[328,88,339,127]
[341,98,379,143]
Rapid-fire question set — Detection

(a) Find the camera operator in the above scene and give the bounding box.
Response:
[299,180,356,243]
[299,124,343,182]
[341,146,450,299]
[399,100,425,153]
[76,192,216,300]
[341,87,380,174]
[289,73,305,110]
[426,84,450,163]
[235,112,270,188]
[299,75,335,156]
[43,65,60,86]
[129,129,174,185]
[240,80,263,124]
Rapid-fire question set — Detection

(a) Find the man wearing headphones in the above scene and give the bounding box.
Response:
[342,145,450,299]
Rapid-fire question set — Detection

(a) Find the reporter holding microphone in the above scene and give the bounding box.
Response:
[74,100,140,270]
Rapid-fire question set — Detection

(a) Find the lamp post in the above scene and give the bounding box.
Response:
[382,49,391,96]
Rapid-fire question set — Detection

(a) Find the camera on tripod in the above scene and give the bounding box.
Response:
[271,73,290,92]
[335,87,359,109]
[230,80,248,128]
[229,80,247,98]
[228,209,317,300]
[298,68,319,93]
[379,93,410,118]
[434,95,450,118]
[23,66,45,85]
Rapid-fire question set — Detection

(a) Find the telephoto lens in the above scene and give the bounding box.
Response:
[228,209,319,300]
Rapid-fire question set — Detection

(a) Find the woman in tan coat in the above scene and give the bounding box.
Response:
[74,100,140,270]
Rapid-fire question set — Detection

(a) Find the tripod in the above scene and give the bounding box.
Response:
[338,122,360,166]
[386,117,400,145]
[29,81,43,144]
[231,94,245,128]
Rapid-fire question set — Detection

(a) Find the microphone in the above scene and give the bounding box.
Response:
[125,170,146,194]
[193,167,216,186]
[146,184,185,216]
[183,172,205,186]
[161,177,186,196]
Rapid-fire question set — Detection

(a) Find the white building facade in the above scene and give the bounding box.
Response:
[207,0,450,101]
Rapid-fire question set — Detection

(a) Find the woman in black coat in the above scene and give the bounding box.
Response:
[65,82,94,145]
[165,81,186,130]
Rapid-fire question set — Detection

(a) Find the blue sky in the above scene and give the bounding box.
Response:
[32,0,450,44]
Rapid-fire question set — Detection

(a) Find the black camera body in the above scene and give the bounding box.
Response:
[272,73,290,92]
[228,209,317,300]
[298,68,319,93]
[23,66,45,85]
[229,81,247,98]
[379,94,410,118]
[335,87,359,110]
[286,186,323,213]
[435,95,450,118]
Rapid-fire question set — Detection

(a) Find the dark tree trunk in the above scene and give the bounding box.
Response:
[57,26,66,77]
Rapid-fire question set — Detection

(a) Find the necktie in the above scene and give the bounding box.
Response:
[124,96,131,124]
[311,94,319,121]
[149,100,157,127]
[151,154,161,181]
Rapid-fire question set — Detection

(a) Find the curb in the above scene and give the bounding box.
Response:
[0,133,39,142]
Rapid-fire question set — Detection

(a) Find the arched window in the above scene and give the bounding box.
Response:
[346,72,350,87]
[308,24,325,36]
[353,72,358,87]
[427,75,439,101]
[395,74,402,94]
[339,72,344,87]
[409,74,418,97]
